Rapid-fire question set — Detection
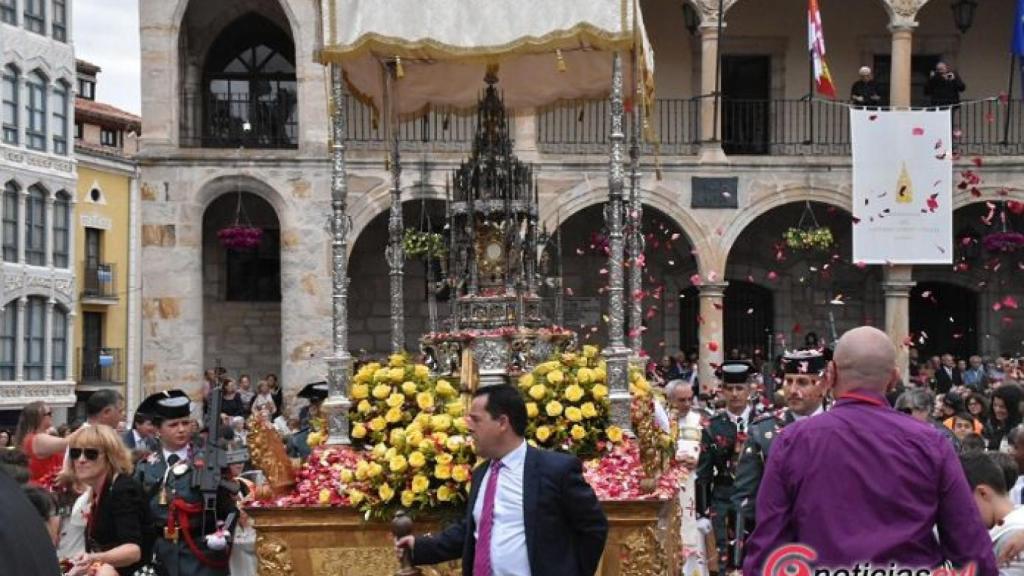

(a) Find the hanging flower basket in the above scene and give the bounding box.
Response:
[218,225,264,251]
[402,229,446,259]
[982,231,1024,253]
[783,226,834,251]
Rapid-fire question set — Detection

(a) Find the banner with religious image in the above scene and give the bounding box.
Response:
[851,108,953,264]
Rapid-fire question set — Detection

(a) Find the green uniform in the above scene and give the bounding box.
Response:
[134,448,235,576]
[732,408,796,522]
[695,410,750,570]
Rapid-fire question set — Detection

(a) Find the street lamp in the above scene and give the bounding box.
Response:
[951,0,978,34]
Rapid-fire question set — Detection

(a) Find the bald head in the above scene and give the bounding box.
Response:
[832,326,899,394]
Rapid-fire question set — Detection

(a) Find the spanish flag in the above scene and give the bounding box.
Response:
[808,0,837,99]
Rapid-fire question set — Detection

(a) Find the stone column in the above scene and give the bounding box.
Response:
[17,188,26,264]
[44,299,53,380]
[384,62,405,353]
[883,266,915,381]
[885,0,926,107]
[698,23,727,163]
[697,282,728,396]
[15,297,26,381]
[324,64,353,446]
[66,310,75,382]
[602,52,632,434]
[44,195,54,267]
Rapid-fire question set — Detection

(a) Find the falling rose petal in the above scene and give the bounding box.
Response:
[767,271,779,281]
[921,290,932,298]
[707,271,719,282]
[713,302,723,310]
[994,302,1004,312]
[999,92,1010,104]
[602,314,609,324]
[972,157,983,167]
[671,233,681,240]
[1002,296,1019,310]
[792,323,802,334]
[830,295,845,305]
[645,308,657,320]
[707,341,719,352]
[953,128,963,139]
[855,261,867,269]
[565,287,574,296]
[599,268,608,275]
[970,187,982,198]
[576,248,585,255]
[690,274,703,286]
[926,194,939,213]
[746,308,754,315]
[912,127,925,136]
[1003,317,1014,326]
[869,114,878,121]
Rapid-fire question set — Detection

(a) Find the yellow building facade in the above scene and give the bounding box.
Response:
[72,60,142,418]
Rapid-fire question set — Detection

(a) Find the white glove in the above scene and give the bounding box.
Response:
[204,530,230,551]
[695,516,713,535]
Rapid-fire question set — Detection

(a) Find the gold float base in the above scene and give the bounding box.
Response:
[249,498,680,576]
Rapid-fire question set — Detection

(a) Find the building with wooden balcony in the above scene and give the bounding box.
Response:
[73,60,141,417]
[138,0,1024,402]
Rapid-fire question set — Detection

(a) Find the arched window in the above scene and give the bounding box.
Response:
[25,185,46,265]
[53,191,70,267]
[202,14,297,148]
[0,0,16,25]
[0,303,15,380]
[1,65,17,145]
[23,297,45,380]
[3,181,18,262]
[25,70,47,151]
[51,305,67,380]
[51,80,68,154]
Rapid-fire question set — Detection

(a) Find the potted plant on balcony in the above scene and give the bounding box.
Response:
[981,201,1024,254]
[218,187,264,251]
[783,201,834,251]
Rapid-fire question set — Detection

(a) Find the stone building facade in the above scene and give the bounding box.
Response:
[139,0,1024,410]
[1,0,77,421]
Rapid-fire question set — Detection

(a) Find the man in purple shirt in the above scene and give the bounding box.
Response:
[742,326,997,575]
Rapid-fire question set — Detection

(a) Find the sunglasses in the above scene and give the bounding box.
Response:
[69,448,100,461]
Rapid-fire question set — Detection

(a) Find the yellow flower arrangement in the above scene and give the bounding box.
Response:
[521,348,619,459]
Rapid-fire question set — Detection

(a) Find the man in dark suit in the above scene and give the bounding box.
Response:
[122,411,159,453]
[0,467,61,575]
[935,353,962,395]
[395,385,608,576]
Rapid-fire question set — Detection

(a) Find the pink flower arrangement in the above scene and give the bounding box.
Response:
[217,225,263,251]
[252,446,365,508]
[583,439,687,501]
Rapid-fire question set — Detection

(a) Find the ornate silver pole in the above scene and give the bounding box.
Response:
[627,60,644,356]
[603,52,632,433]
[384,61,405,353]
[324,63,352,445]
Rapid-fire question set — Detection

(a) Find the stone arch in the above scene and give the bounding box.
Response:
[347,183,449,255]
[538,184,714,272]
[173,0,300,52]
[953,189,1024,211]
[720,186,852,262]
[193,174,292,231]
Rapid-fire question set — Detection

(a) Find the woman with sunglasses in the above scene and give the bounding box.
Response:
[64,425,149,576]
[14,401,67,485]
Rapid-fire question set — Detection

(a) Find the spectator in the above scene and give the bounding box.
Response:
[229,417,247,448]
[895,388,959,449]
[266,373,284,419]
[121,412,158,456]
[960,433,986,454]
[0,448,30,484]
[251,380,277,418]
[14,401,67,485]
[86,390,125,429]
[990,451,1021,500]
[220,379,247,419]
[948,412,981,441]
[1011,425,1024,505]
[935,353,961,394]
[57,424,71,438]
[238,374,255,406]
[924,62,966,108]
[850,66,882,107]
[986,384,1023,451]
[0,466,61,575]
[0,429,10,448]
[966,392,989,422]
[990,356,1009,386]
[63,425,148,576]
[960,452,1024,572]
[22,484,60,545]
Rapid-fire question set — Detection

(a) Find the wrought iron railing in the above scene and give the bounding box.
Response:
[535,97,1024,156]
[180,91,298,149]
[79,347,124,384]
[343,98,483,152]
[82,262,117,300]
[536,98,700,155]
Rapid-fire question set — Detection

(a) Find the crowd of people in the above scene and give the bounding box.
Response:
[0,367,331,576]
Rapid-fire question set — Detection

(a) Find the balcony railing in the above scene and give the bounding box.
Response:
[344,98,483,152]
[82,262,117,301]
[180,91,298,149]
[537,98,700,155]
[536,97,1024,156]
[79,347,124,385]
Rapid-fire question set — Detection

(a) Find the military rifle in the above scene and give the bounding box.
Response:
[197,384,249,535]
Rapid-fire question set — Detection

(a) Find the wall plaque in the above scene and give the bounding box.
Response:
[691,177,738,209]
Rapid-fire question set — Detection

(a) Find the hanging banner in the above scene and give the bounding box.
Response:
[851,108,953,264]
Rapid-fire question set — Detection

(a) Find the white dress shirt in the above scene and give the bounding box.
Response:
[726,406,752,432]
[472,440,531,576]
[791,405,825,423]
[163,447,189,464]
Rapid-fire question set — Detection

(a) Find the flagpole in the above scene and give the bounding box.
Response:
[1005,54,1016,145]
[805,0,814,146]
